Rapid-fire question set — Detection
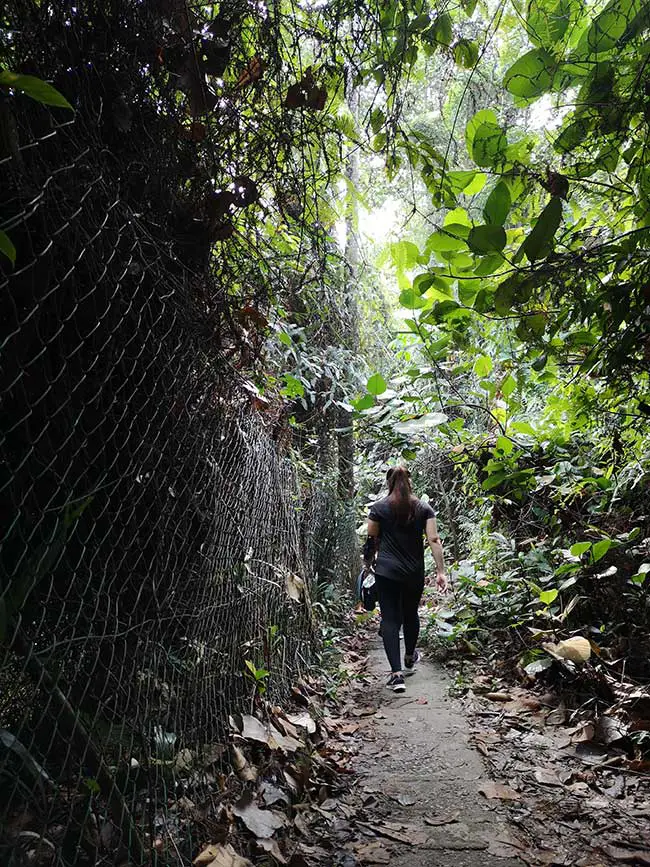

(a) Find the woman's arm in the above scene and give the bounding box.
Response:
[362,518,380,571]
[425,517,447,591]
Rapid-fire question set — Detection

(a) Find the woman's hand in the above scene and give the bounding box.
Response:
[435,570,448,592]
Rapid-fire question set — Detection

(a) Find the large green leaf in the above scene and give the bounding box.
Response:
[426,230,467,254]
[399,288,429,308]
[466,109,498,153]
[432,13,453,46]
[504,48,556,99]
[471,122,508,168]
[367,374,387,395]
[483,182,512,226]
[467,224,507,254]
[447,170,487,195]
[520,196,563,262]
[0,71,73,109]
[581,0,643,55]
[526,0,571,46]
[453,39,479,68]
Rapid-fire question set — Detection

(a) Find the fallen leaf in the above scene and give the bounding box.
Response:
[193,844,253,867]
[571,722,595,743]
[424,812,460,826]
[257,838,287,864]
[395,794,416,806]
[485,692,512,702]
[543,636,591,663]
[478,782,521,801]
[351,841,391,864]
[231,745,257,782]
[595,715,628,745]
[533,768,563,787]
[233,792,285,838]
[603,846,650,865]
[259,781,288,807]
[286,712,317,734]
[238,715,278,746]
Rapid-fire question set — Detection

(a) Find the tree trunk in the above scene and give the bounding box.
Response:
[337,68,360,502]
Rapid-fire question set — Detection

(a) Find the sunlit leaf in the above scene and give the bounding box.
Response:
[0,70,73,109]
[504,48,557,100]
[367,373,387,395]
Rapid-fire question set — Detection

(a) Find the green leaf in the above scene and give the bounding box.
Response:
[281,374,305,399]
[367,373,387,395]
[539,588,558,605]
[496,435,513,455]
[471,122,508,168]
[466,109,498,153]
[483,182,512,226]
[532,353,548,371]
[631,563,650,585]
[482,470,509,490]
[501,374,517,398]
[526,0,571,46]
[467,224,507,254]
[462,0,478,15]
[570,541,592,557]
[399,288,428,309]
[520,196,563,262]
[0,230,16,265]
[426,230,467,254]
[473,355,493,377]
[432,13,453,46]
[453,39,479,68]
[592,538,612,562]
[582,0,642,56]
[504,48,557,99]
[553,117,594,154]
[510,420,536,436]
[353,394,376,411]
[447,170,486,195]
[0,71,73,109]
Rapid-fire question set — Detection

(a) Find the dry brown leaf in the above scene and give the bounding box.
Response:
[533,768,563,787]
[193,843,253,867]
[543,636,591,663]
[231,745,257,782]
[603,846,650,865]
[424,812,460,826]
[351,841,391,864]
[256,838,287,864]
[485,692,512,702]
[285,571,304,602]
[233,792,285,838]
[478,782,521,801]
[595,714,628,744]
[571,722,595,743]
[238,715,279,747]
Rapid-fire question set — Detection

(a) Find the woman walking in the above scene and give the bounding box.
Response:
[362,466,447,692]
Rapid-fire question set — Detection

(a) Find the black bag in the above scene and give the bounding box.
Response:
[356,568,377,611]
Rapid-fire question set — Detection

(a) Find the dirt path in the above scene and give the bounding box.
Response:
[346,637,524,866]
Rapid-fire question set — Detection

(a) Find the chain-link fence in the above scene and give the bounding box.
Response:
[0,4,355,864]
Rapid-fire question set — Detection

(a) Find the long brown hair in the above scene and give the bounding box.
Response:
[386,466,417,524]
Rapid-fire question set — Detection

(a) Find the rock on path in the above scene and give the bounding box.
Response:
[350,638,525,866]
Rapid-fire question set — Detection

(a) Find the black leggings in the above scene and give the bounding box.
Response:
[375,574,424,672]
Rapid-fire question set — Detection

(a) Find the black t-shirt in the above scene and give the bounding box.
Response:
[368,497,435,582]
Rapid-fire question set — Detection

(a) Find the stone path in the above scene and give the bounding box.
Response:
[349,638,525,866]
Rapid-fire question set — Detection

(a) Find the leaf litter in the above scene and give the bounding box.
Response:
[460,652,650,867]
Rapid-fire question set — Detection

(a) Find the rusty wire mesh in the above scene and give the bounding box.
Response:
[0,2,355,864]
